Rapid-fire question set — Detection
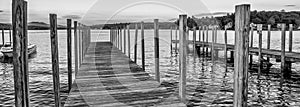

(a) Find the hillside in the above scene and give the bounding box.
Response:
[0,22,66,30]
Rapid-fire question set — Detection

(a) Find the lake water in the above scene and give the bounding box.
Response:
[1,29,300,106]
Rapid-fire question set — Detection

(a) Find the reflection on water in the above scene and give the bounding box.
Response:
[1,30,300,106]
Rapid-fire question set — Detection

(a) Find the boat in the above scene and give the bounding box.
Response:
[0,42,37,58]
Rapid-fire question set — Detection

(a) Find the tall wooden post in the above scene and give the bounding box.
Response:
[257,24,263,74]
[50,14,61,107]
[67,19,72,91]
[233,4,250,107]
[74,21,78,76]
[179,14,187,101]
[281,24,287,73]
[154,19,160,82]
[127,25,131,58]
[289,24,293,52]
[13,0,29,106]
[134,24,138,63]
[141,21,145,71]
[120,28,122,51]
[267,25,271,62]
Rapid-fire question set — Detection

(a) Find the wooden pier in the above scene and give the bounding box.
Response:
[64,42,185,106]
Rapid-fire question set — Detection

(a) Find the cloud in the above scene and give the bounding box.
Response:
[61,15,82,20]
[193,12,229,17]
[284,5,296,7]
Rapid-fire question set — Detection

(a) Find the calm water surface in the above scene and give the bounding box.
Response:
[1,29,300,106]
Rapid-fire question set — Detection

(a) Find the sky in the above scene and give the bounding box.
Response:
[0,0,300,25]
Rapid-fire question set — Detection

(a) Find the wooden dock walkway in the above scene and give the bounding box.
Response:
[64,42,185,107]
[172,40,300,62]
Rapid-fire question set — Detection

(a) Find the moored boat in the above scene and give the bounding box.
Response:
[0,42,37,58]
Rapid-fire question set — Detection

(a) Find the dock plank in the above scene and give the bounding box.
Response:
[64,42,185,107]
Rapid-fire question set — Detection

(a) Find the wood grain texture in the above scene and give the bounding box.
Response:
[49,14,61,107]
[64,42,185,107]
[12,0,29,106]
[179,15,187,102]
[233,4,250,107]
[154,19,160,82]
[67,19,72,91]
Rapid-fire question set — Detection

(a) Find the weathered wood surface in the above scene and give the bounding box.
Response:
[179,15,187,102]
[64,42,185,107]
[171,40,300,62]
[50,14,61,107]
[12,0,29,106]
[233,4,250,107]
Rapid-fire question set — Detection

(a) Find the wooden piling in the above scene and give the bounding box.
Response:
[141,21,145,71]
[281,23,287,73]
[74,21,78,76]
[249,25,254,68]
[224,28,228,71]
[202,26,205,55]
[170,27,173,54]
[127,25,131,58]
[179,14,187,101]
[12,0,29,106]
[2,29,4,46]
[154,19,160,82]
[50,14,61,107]
[67,19,72,91]
[175,26,178,54]
[257,24,263,74]
[211,26,215,62]
[206,26,209,56]
[124,28,126,54]
[267,25,271,62]
[233,4,250,107]
[289,24,293,52]
[193,27,196,62]
[134,24,138,63]
[120,28,122,51]
[9,28,12,45]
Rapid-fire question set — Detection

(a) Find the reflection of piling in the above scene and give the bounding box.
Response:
[233,4,250,107]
